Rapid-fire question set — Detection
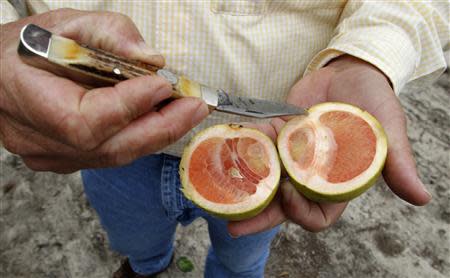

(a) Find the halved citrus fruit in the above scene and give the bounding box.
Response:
[277,102,388,202]
[180,124,281,220]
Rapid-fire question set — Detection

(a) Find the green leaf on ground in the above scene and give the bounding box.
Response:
[176,256,194,272]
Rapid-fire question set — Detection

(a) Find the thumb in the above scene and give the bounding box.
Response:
[382,112,432,206]
[370,93,432,206]
[56,10,164,67]
[286,67,335,108]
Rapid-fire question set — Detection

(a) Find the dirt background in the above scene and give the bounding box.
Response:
[1,71,449,277]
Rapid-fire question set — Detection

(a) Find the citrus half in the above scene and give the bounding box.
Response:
[180,124,281,220]
[277,102,388,202]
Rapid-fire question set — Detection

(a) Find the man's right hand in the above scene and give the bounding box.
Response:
[0,9,209,173]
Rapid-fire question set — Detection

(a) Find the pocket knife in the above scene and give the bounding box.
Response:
[18,24,307,118]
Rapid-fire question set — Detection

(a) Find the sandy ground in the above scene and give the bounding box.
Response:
[0,72,449,278]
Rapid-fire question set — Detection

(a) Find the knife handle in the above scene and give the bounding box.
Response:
[19,28,202,99]
[48,35,160,86]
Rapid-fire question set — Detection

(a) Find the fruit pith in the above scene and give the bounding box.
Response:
[189,137,270,204]
[278,102,388,202]
[180,124,280,220]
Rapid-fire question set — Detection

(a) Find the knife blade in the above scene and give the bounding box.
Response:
[18,24,307,118]
[156,69,307,118]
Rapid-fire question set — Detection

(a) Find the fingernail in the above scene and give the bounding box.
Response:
[424,188,432,200]
[137,42,165,67]
[228,232,240,239]
[418,177,432,201]
[154,84,173,102]
[191,101,209,126]
[138,41,161,56]
[149,85,173,109]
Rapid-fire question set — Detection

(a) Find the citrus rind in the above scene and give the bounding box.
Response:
[180,124,281,220]
[277,102,388,203]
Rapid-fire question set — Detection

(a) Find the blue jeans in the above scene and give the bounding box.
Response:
[81,154,279,277]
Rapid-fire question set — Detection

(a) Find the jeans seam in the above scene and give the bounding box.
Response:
[160,155,173,218]
[160,155,199,223]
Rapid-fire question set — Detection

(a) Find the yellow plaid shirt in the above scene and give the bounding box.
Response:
[2,0,449,156]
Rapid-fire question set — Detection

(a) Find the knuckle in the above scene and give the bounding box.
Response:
[97,145,134,167]
[102,12,141,42]
[101,11,134,29]
[112,12,133,24]
[56,112,98,151]
[22,158,70,173]
[162,120,185,146]
[115,151,135,166]
[48,8,77,23]
[164,124,180,146]
[22,158,44,172]
[53,7,76,14]
[22,159,36,170]
[97,147,114,166]
[2,135,22,155]
[111,86,135,122]
[54,168,77,174]
[109,151,132,167]
[304,224,326,233]
[115,12,134,25]
[99,135,150,167]
[115,145,140,166]
[303,218,332,233]
[151,75,171,89]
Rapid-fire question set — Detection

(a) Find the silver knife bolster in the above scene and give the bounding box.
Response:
[158,69,219,107]
[198,85,219,107]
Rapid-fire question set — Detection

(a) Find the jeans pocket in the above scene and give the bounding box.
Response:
[160,154,198,224]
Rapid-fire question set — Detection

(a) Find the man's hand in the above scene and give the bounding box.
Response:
[228,55,431,237]
[0,9,209,173]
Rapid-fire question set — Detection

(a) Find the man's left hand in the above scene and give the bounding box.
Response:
[228,55,431,237]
